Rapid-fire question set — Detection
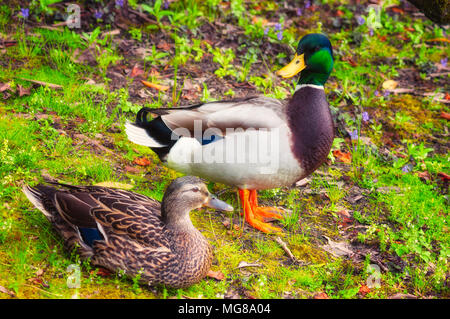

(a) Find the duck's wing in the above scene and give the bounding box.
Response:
[48,184,170,249]
[126,96,287,149]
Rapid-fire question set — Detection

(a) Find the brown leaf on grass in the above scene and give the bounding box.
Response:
[321,235,354,258]
[382,79,398,90]
[16,78,63,90]
[92,267,112,277]
[236,261,264,269]
[35,268,44,277]
[440,111,450,120]
[130,64,145,78]
[125,165,142,174]
[437,172,450,181]
[18,84,31,97]
[337,209,351,218]
[222,218,231,228]
[206,270,225,281]
[0,285,16,297]
[149,68,160,78]
[417,171,431,181]
[133,157,151,166]
[342,56,357,67]
[332,150,352,163]
[0,82,11,92]
[141,80,169,91]
[157,41,172,51]
[425,38,450,43]
[313,292,329,299]
[359,284,371,296]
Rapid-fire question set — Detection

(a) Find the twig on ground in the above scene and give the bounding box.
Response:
[274,236,309,266]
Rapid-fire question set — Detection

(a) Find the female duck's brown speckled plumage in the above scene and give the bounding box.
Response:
[23,176,232,288]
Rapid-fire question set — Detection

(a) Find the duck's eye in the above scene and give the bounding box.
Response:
[314,46,320,52]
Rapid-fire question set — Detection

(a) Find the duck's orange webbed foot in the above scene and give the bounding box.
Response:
[239,189,283,233]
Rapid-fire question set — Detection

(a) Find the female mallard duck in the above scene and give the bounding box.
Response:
[126,33,334,233]
[23,176,233,288]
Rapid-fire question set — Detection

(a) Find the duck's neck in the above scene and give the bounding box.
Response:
[162,204,196,233]
[297,70,330,86]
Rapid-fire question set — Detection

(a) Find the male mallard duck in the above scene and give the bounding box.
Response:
[23,176,233,288]
[126,33,334,233]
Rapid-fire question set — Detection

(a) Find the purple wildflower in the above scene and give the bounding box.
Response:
[296,8,302,16]
[163,1,169,9]
[349,129,358,140]
[305,1,311,9]
[357,16,365,26]
[115,0,124,7]
[353,145,358,152]
[383,90,390,97]
[374,90,380,96]
[20,8,29,19]
[277,31,283,41]
[369,28,374,36]
[94,10,103,20]
[274,23,282,31]
[362,111,370,123]
[441,57,448,68]
[264,27,269,36]
[401,165,412,173]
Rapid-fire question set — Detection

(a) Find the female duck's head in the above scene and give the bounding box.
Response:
[161,176,233,229]
[277,33,333,86]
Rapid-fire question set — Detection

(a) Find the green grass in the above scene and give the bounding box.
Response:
[0,0,448,299]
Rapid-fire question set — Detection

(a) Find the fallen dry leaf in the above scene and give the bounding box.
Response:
[130,64,144,78]
[18,84,31,97]
[382,79,398,90]
[313,292,329,299]
[236,261,263,269]
[94,181,134,190]
[157,41,172,51]
[359,284,371,296]
[337,209,351,218]
[321,235,354,258]
[207,270,225,281]
[125,165,142,174]
[333,150,352,163]
[0,285,16,297]
[92,267,113,277]
[417,171,431,181]
[437,172,450,181]
[342,56,357,67]
[141,80,169,91]
[222,218,231,228]
[133,157,151,166]
[0,82,11,92]
[16,78,63,90]
[440,111,450,120]
[35,268,44,277]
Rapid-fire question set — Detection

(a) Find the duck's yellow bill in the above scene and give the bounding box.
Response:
[276,53,306,78]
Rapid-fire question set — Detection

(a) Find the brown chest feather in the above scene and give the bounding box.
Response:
[286,87,334,177]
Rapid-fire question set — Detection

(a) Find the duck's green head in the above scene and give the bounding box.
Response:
[277,33,333,86]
